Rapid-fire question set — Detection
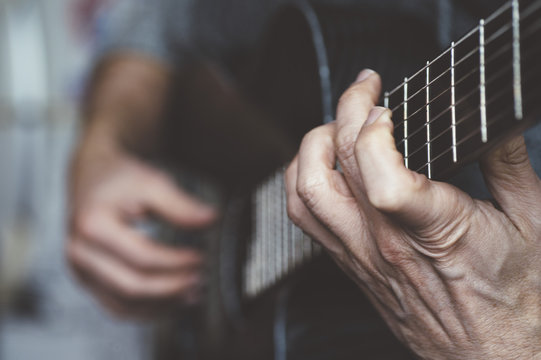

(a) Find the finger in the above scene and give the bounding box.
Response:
[143,173,217,228]
[292,123,368,254]
[285,156,344,255]
[68,239,202,302]
[335,69,382,180]
[71,263,199,320]
[480,136,541,233]
[72,208,204,273]
[354,108,474,255]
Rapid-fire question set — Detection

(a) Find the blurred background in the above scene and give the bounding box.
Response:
[0,0,153,358]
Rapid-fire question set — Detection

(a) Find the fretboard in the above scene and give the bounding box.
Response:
[385,0,541,180]
[244,0,541,298]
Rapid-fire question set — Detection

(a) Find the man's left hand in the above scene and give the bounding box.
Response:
[285,70,541,359]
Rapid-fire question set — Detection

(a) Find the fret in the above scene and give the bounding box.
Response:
[512,0,523,120]
[451,42,457,163]
[479,19,488,143]
[426,62,432,179]
[384,91,390,109]
[403,77,409,169]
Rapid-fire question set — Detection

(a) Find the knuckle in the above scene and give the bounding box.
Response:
[299,126,327,152]
[337,86,374,115]
[335,132,357,162]
[377,237,411,267]
[366,183,404,213]
[296,176,326,210]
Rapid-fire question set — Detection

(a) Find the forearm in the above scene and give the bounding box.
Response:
[82,53,172,156]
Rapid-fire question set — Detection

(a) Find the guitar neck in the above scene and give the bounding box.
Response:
[244,0,541,298]
[385,0,541,181]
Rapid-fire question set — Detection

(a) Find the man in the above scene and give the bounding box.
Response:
[68,0,538,358]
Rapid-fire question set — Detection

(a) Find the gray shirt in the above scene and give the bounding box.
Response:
[99,0,501,67]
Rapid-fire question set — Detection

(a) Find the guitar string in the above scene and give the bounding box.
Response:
[391,15,539,129]
[392,15,541,151]
[398,37,540,162]
[384,0,535,98]
[388,0,539,119]
[412,71,540,174]
[392,12,541,130]
[396,44,510,141]
[400,60,512,158]
[385,1,511,96]
[391,23,509,116]
[413,86,539,174]
[407,77,512,163]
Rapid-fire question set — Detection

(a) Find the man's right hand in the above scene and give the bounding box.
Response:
[67,143,217,319]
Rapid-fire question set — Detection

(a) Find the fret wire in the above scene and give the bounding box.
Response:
[387,22,481,97]
[386,0,522,101]
[512,0,523,120]
[394,29,516,132]
[396,67,479,138]
[451,41,457,163]
[391,22,512,115]
[411,77,519,172]
[384,91,390,108]
[479,19,488,143]
[414,87,519,174]
[426,61,432,179]
[404,77,409,169]
[404,62,512,159]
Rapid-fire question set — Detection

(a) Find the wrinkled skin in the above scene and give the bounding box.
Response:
[285,70,541,359]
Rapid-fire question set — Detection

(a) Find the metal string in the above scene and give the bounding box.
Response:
[385,0,515,98]
[412,69,540,173]
[387,0,539,119]
[400,59,511,156]
[400,37,540,161]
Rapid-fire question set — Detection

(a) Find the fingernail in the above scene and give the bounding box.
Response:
[365,107,388,126]
[355,69,375,83]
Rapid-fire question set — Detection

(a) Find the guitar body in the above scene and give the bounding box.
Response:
[157,0,541,359]
[160,2,438,359]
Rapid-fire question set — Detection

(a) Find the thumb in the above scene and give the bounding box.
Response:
[354,108,474,243]
[144,174,217,229]
[480,136,541,232]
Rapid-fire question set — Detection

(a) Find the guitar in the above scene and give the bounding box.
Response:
[157,0,541,358]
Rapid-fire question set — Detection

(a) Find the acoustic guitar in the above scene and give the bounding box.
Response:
[156,0,541,358]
